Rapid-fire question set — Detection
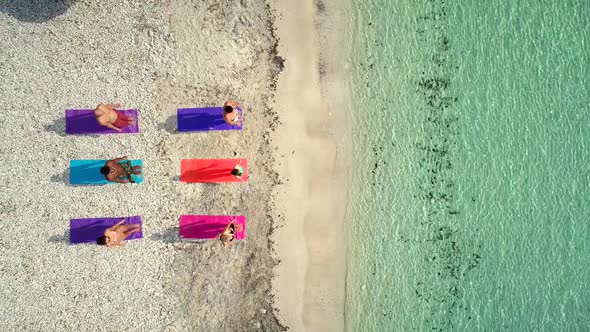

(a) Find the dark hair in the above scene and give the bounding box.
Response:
[96,236,107,245]
[224,105,234,113]
[231,168,243,176]
[99,166,111,176]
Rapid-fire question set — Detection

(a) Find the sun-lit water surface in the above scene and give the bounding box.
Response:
[344,1,589,330]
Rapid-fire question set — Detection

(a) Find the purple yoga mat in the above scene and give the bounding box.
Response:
[177,107,243,132]
[65,109,139,135]
[69,216,143,244]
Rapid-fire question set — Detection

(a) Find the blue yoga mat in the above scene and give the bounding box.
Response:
[70,160,144,185]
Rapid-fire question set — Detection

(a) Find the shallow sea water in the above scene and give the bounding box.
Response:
[344,1,589,330]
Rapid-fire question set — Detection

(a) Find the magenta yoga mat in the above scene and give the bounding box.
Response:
[179,215,245,240]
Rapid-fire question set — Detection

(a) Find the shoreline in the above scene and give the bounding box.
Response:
[271,0,351,330]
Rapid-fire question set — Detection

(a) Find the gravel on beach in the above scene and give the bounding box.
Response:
[0,1,285,331]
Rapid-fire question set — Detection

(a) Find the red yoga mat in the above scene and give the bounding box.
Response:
[181,158,248,183]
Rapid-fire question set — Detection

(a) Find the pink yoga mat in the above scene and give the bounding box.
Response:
[179,215,246,240]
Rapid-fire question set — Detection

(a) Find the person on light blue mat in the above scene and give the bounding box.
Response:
[99,156,142,183]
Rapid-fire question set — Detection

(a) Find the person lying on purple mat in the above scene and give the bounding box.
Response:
[96,219,141,247]
[94,103,136,132]
[217,219,243,248]
[100,156,142,183]
[223,100,242,126]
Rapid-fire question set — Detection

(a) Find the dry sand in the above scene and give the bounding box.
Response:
[0,0,286,331]
[271,0,350,331]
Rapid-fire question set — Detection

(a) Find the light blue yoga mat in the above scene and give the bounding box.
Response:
[70,160,144,185]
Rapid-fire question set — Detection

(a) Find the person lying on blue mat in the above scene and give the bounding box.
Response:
[99,156,142,183]
[223,100,242,126]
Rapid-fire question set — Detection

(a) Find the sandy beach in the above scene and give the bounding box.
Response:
[271,0,349,331]
[0,0,347,331]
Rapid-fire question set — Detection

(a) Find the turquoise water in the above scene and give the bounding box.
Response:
[344,1,589,331]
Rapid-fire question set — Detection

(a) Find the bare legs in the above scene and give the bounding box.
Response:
[132,166,142,175]
[121,224,141,240]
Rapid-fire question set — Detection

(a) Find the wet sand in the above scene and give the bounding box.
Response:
[272,0,350,331]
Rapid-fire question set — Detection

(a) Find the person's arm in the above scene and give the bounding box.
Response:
[97,103,121,110]
[104,122,122,132]
[104,172,125,184]
[217,233,228,247]
[229,108,242,125]
[112,156,129,163]
[114,219,126,228]
[123,172,136,183]
[219,235,232,248]
[233,172,245,181]
[104,219,123,234]
[224,100,241,109]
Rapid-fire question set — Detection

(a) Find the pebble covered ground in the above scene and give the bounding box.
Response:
[0,1,285,331]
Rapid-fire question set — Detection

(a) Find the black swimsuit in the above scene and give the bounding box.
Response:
[228,223,235,242]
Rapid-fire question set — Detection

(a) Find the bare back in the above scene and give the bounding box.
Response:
[94,103,118,125]
[104,159,127,182]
